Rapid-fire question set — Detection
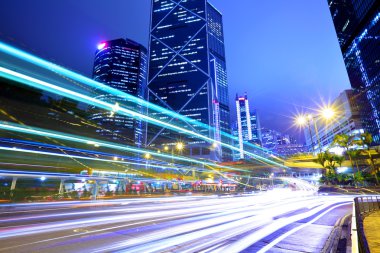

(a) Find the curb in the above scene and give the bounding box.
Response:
[322,213,352,253]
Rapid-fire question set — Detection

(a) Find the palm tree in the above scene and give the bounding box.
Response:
[314,151,343,177]
[336,173,347,185]
[333,134,356,172]
[315,152,327,170]
[360,132,379,185]
[353,171,365,186]
[347,149,361,172]
[334,154,344,170]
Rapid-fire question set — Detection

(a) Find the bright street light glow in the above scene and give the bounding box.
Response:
[321,107,335,120]
[295,116,306,126]
[176,142,184,150]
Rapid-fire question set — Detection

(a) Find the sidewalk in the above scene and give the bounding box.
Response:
[364,211,380,253]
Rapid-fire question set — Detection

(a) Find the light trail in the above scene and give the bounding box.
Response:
[0,191,309,239]
[0,123,316,188]
[218,201,350,252]
[0,191,354,252]
[0,54,285,167]
[0,142,312,190]
[279,177,318,191]
[100,198,326,252]
[112,215,271,253]
[103,197,349,253]
[0,121,255,173]
[0,138,199,172]
[0,146,185,172]
[1,192,293,222]
[0,41,274,156]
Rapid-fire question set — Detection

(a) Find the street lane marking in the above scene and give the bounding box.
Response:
[256,202,351,253]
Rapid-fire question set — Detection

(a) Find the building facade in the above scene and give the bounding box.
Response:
[327,0,380,144]
[234,93,261,159]
[305,89,365,153]
[147,0,231,161]
[274,144,308,157]
[261,128,281,151]
[260,128,306,157]
[90,38,147,146]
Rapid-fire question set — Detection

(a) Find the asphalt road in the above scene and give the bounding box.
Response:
[0,190,352,253]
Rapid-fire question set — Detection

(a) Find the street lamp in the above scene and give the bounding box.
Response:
[296,114,318,152]
[295,107,336,153]
[144,153,152,171]
[296,116,307,126]
[176,142,184,151]
[269,173,274,187]
[162,142,185,166]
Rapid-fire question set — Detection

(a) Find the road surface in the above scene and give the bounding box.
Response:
[0,190,352,252]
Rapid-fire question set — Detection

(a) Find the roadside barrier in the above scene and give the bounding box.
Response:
[352,196,380,253]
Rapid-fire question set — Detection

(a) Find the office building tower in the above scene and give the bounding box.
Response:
[231,122,240,161]
[235,93,261,159]
[147,0,231,161]
[250,109,261,145]
[90,38,147,146]
[327,0,380,144]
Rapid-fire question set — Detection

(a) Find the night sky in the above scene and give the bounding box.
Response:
[0,0,350,142]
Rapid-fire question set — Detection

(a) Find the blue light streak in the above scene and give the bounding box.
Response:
[0,41,275,155]
[0,121,255,172]
[0,66,286,168]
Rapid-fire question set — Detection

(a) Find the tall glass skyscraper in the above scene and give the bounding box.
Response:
[147,0,231,161]
[90,38,147,147]
[234,93,261,159]
[327,0,380,144]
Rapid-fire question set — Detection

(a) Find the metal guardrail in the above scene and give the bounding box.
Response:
[356,196,380,217]
[353,196,380,253]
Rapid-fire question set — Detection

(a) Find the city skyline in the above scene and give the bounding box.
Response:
[0,0,351,142]
[0,1,379,251]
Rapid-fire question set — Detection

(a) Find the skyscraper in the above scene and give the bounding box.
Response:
[90,38,147,146]
[234,93,261,159]
[147,0,231,161]
[327,0,380,144]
